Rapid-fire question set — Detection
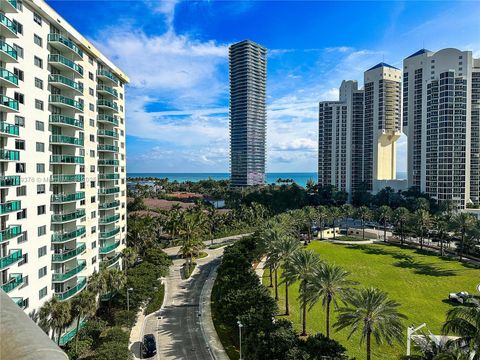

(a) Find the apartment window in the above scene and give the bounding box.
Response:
[34,56,43,68]
[15,139,25,150]
[89,88,94,96]
[88,103,93,111]
[37,225,46,236]
[91,196,96,204]
[33,12,42,25]
[90,181,95,188]
[13,68,24,81]
[19,253,28,266]
[90,165,95,172]
[34,77,43,89]
[91,241,96,249]
[90,150,95,157]
[91,226,96,234]
[39,287,47,300]
[92,256,97,265]
[35,121,44,131]
[17,233,27,244]
[91,211,96,219]
[88,56,94,65]
[38,266,47,279]
[22,275,29,287]
[23,298,29,309]
[12,44,23,58]
[15,116,25,127]
[16,186,26,196]
[89,72,94,80]
[121,130,124,136]
[33,34,42,47]
[80,199,86,206]
[13,20,23,34]
[38,246,47,258]
[80,181,85,189]
[89,135,94,142]
[120,93,123,100]
[37,205,46,215]
[36,142,44,152]
[89,119,95,127]
[36,163,45,173]
[14,92,24,104]
[37,184,45,194]
[35,99,44,110]
[120,118,124,125]
[120,105,124,112]
[17,209,27,220]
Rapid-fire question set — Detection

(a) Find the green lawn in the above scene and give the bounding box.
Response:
[263,242,480,360]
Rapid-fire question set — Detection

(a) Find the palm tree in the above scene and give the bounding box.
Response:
[283,249,321,336]
[277,235,301,315]
[121,247,137,276]
[376,205,392,242]
[303,207,317,241]
[307,263,357,338]
[450,212,476,261]
[442,297,479,354]
[433,215,450,257]
[341,204,354,233]
[356,206,372,240]
[39,297,72,345]
[414,209,431,250]
[330,207,342,240]
[316,206,329,240]
[264,227,283,300]
[334,287,406,360]
[393,207,410,245]
[71,290,96,352]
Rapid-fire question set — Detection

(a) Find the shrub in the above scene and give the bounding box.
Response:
[145,284,165,315]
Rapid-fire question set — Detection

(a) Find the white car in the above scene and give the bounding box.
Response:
[448,291,469,304]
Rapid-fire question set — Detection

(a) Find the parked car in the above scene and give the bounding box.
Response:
[142,334,157,358]
[448,291,469,304]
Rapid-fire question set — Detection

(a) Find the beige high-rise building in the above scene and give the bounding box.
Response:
[0,0,128,341]
[318,64,402,198]
[403,48,480,209]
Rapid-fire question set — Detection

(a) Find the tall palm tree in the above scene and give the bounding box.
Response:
[307,263,357,338]
[316,206,329,240]
[356,206,372,240]
[330,207,342,240]
[450,212,476,261]
[442,297,480,354]
[334,287,406,360]
[341,204,354,233]
[303,207,317,241]
[433,215,450,257]
[283,249,322,336]
[414,209,431,250]
[121,247,137,276]
[39,297,72,345]
[264,227,283,300]
[376,205,392,242]
[71,290,96,352]
[277,235,301,315]
[393,207,410,245]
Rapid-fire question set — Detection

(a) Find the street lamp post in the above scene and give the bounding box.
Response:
[406,323,426,356]
[127,288,133,324]
[237,320,243,360]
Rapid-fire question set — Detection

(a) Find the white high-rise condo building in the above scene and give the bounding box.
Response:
[318,64,402,198]
[0,0,128,333]
[229,40,266,187]
[403,48,480,209]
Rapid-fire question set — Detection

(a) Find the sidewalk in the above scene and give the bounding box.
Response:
[128,307,145,359]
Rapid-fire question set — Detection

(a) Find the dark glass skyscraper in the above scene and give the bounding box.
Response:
[229,40,267,187]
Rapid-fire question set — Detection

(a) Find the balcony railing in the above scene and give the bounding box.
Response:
[50,135,84,146]
[99,214,120,224]
[97,99,118,111]
[99,173,120,180]
[52,260,86,282]
[49,74,83,93]
[0,224,21,243]
[50,155,84,164]
[0,200,21,214]
[99,187,120,195]
[49,94,83,111]
[98,144,119,152]
[0,273,23,293]
[97,84,118,98]
[97,69,118,85]
[99,200,120,209]
[0,40,17,61]
[0,175,20,187]
[99,240,120,254]
[48,54,83,76]
[0,149,19,161]
[54,277,87,301]
[0,13,17,35]
[52,243,86,262]
[98,159,119,166]
[51,191,85,203]
[0,249,22,269]
[51,226,86,242]
[0,94,19,111]
[100,227,120,239]
[50,174,85,183]
[51,210,86,223]
[97,114,118,125]
[49,114,84,129]
[100,253,121,269]
[97,129,119,138]
[47,34,83,59]
[0,121,19,136]
[0,67,18,85]
[59,320,86,346]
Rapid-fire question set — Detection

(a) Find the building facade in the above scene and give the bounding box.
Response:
[229,40,266,187]
[0,0,128,324]
[403,48,480,208]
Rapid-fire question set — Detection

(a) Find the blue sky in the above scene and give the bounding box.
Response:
[47,0,480,173]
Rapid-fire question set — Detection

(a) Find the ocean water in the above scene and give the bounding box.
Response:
[128,172,408,188]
